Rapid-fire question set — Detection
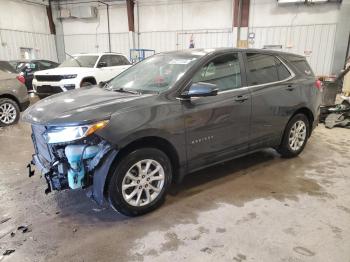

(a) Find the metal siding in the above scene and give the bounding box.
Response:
[137,29,233,53]
[63,33,130,57]
[248,23,337,75]
[0,29,57,61]
[61,24,336,76]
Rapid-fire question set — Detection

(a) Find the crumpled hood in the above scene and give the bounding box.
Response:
[22,87,153,126]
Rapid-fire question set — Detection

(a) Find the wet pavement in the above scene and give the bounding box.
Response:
[0,119,350,261]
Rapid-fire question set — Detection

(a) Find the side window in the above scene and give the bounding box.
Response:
[246,53,279,85]
[285,55,314,76]
[98,55,112,67]
[109,55,131,66]
[193,53,241,91]
[119,56,131,65]
[275,58,291,80]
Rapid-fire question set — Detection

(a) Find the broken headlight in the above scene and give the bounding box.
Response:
[43,120,109,144]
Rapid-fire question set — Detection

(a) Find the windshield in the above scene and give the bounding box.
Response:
[107,54,200,94]
[59,55,98,68]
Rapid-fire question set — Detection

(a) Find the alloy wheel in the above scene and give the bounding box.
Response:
[288,120,307,151]
[121,159,165,207]
[0,102,17,125]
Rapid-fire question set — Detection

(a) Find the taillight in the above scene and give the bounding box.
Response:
[315,79,322,90]
[16,75,25,84]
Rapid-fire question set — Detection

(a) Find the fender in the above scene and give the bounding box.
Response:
[88,149,118,206]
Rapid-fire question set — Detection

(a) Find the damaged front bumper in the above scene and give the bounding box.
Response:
[28,124,118,206]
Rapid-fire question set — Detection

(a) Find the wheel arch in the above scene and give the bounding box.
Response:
[103,136,181,198]
[80,76,97,86]
[0,94,20,109]
[289,107,314,137]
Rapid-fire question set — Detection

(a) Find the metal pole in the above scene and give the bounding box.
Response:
[236,0,242,47]
[106,4,111,52]
[344,32,350,69]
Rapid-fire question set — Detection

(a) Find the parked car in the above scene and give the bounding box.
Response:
[32,53,131,98]
[23,48,321,216]
[9,59,59,92]
[0,61,30,126]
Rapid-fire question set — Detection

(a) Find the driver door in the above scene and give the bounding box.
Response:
[182,52,252,171]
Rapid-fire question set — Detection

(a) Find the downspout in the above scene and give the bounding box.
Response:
[126,0,135,49]
[236,0,242,47]
[106,3,111,52]
[137,0,140,49]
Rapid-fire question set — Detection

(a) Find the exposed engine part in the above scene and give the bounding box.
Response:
[65,144,100,189]
[29,131,114,194]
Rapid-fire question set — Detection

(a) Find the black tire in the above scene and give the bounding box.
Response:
[81,81,93,87]
[277,114,310,158]
[37,94,47,99]
[108,148,172,216]
[0,98,20,127]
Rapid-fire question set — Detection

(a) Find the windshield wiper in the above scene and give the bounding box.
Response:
[113,87,140,95]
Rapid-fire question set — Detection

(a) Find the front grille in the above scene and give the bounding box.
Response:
[31,125,53,162]
[36,75,62,82]
[36,85,63,94]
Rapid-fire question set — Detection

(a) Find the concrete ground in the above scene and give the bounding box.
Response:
[0,114,350,262]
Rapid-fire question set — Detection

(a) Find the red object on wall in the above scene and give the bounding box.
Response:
[233,0,250,28]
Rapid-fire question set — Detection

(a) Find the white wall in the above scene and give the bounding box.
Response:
[59,0,345,75]
[60,0,234,57]
[0,0,57,61]
[137,0,233,52]
[248,0,341,75]
[59,3,130,56]
[138,0,232,31]
[249,0,339,27]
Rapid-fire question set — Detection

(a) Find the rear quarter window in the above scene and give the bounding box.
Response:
[275,57,291,80]
[284,55,314,77]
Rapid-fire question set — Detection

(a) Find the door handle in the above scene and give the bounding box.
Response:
[286,85,295,91]
[234,95,249,102]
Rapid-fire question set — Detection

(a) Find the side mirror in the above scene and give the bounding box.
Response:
[99,81,106,88]
[98,61,107,68]
[181,82,218,98]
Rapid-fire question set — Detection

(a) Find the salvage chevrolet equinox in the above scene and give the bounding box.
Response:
[23,48,321,216]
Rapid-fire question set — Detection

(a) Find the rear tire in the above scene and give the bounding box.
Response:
[278,114,310,158]
[0,98,20,127]
[108,148,172,216]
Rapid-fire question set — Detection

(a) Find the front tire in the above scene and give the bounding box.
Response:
[0,98,20,127]
[278,114,310,158]
[81,81,93,87]
[108,148,172,216]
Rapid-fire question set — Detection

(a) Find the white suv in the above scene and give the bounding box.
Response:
[32,53,131,98]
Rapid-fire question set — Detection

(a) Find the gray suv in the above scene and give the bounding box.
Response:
[23,48,321,216]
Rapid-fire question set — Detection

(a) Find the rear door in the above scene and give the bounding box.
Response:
[244,52,297,149]
[108,55,131,77]
[96,55,130,81]
[183,52,252,171]
[96,55,115,81]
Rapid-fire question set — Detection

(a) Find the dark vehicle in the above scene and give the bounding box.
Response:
[0,61,30,126]
[10,60,59,92]
[23,48,321,216]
